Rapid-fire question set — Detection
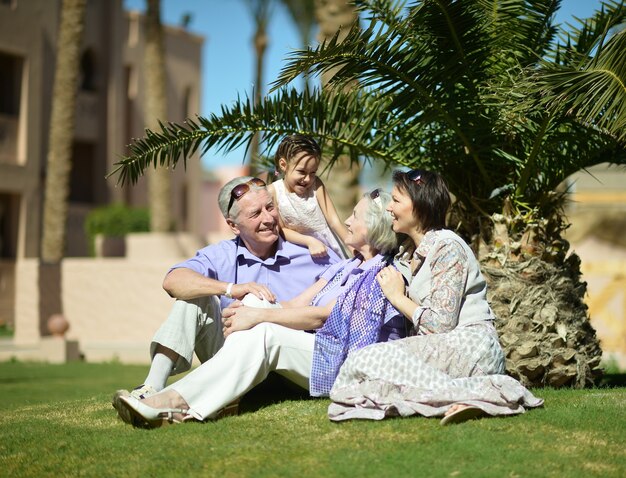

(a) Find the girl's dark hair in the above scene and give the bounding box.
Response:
[392,169,451,232]
[274,134,321,170]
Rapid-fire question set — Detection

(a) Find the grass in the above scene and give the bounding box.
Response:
[0,361,624,478]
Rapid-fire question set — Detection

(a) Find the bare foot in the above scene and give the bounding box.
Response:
[143,390,190,412]
[441,404,486,425]
[444,403,470,417]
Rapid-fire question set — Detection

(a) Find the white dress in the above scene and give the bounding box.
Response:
[273,179,347,259]
[328,229,543,421]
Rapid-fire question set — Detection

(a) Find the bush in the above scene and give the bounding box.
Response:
[84,204,150,256]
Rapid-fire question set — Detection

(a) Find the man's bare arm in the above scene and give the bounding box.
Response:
[163,268,229,300]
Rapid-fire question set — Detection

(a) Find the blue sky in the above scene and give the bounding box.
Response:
[123,0,607,170]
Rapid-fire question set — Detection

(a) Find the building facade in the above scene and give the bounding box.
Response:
[0,0,203,329]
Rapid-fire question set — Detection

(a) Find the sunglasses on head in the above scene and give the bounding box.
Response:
[369,188,383,206]
[406,169,425,185]
[227,177,267,216]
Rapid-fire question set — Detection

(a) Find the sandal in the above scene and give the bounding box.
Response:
[215,398,240,419]
[440,405,486,426]
[112,389,133,425]
[116,395,191,428]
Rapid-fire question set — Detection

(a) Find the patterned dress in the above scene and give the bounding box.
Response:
[273,179,348,259]
[328,229,543,421]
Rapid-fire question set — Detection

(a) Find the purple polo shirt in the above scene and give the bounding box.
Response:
[168,236,341,308]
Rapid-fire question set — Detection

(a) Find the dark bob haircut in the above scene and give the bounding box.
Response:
[392,169,451,232]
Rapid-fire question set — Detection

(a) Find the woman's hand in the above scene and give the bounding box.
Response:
[230,282,276,303]
[376,266,406,305]
[221,301,263,337]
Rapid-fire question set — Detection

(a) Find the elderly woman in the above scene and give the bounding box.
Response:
[115,189,409,427]
[328,169,543,424]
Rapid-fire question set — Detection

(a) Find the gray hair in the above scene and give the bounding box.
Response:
[217,176,267,219]
[363,189,398,255]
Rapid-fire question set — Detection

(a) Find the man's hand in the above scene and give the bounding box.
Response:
[229,282,276,303]
[222,301,262,337]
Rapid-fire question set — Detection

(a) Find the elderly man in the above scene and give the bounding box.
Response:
[119,176,340,401]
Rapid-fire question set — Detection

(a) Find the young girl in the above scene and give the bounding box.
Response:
[268,134,350,259]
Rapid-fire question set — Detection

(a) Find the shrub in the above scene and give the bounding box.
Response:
[84,204,150,256]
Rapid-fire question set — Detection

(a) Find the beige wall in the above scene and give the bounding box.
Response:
[0,0,59,258]
[0,0,205,338]
[7,233,204,364]
[0,0,205,261]
[564,163,626,369]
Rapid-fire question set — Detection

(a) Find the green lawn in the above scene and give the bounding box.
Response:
[0,361,624,478]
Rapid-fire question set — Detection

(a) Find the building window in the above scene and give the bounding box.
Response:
[0,51,22,164]
[80,49,97,92]
[0,193,19,258]
[182,87,190,119]
[69,142,96,203]
[0,51,22,116]
[0,0,17,10]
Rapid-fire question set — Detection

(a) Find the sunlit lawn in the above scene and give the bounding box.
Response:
[0,361,624,477]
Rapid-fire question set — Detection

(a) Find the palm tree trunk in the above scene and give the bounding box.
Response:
[244,0,271,172]
[41,0,87,263]
[144,0,171,232]
[480,212,603,387]
[314,0,361,222]
[250,14,268,170]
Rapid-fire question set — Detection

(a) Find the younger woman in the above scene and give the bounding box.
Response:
[328,169,543,424]
[268,134,349,259]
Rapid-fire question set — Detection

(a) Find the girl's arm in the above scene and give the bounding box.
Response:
[282,227,328,257]
[315,178,350,245]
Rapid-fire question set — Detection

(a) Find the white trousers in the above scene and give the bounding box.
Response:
[150,294,281,375]
[151,296,225,374]
[166,322,315,420]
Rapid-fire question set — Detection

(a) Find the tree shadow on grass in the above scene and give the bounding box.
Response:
[598,373,626,388]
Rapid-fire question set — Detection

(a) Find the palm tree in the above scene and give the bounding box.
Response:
[276,0,361,222]
[41,0,87,263]
[279,0,317,91]
[144,0,171,232]
[313,0,361,224]
[109,0,626,387]
[242,0,273,169]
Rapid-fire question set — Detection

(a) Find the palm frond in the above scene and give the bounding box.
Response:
[540,28,626,142]
[553,0,626,64]
[108,88,403,186]
[114,0,626,241]
[272,0,502,186]
[355,0,409,25]
[475,0,560,68]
